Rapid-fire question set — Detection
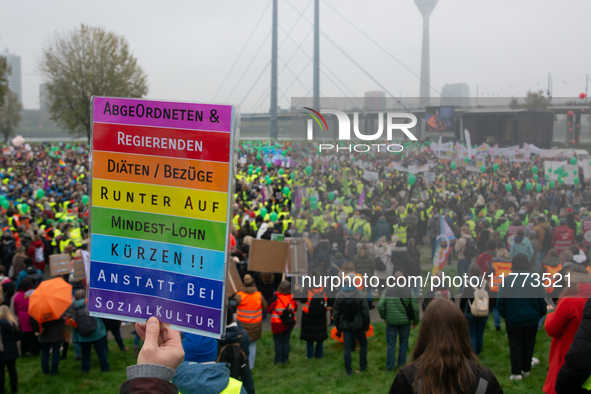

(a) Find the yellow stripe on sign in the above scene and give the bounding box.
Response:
[92,178,228,222]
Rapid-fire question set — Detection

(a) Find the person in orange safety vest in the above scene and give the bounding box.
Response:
[267,280,297,365]
[235,274,267,370]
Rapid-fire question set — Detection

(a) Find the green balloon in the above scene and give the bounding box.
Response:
[278,169,284,176]
[574,177,580,185]
[559,178,565,185]
[290,173,295,179]
[563,171,569,177]
[266,178,272,185]
[571,157,578,165]
[36,189,44,199]
[536,184,542,192]
[248,169,253,175]
[328,192,335,201]
[480,165,486,174]
[310,196,318,203]
[574,170,578,175]
[464,158,469,163]
[260,207,268,217]
[311,201,318,210]
[505,184,512,192]
[256,167,261,174]
[493,164,499,172]
[450,161,457,170]
[545,174,550,180]
[531,166,538,174]
[81,195,89,205]
[526,182,533,191]
[534,175,539,181]
[266,162,272,168]
[21,203,29,213]
[270,212,278,222]
[257,154,261,160]
[1,200,8,210]
[249,164,254,170]
[548,168,552,173]
[305,165,313,176]
[408,174,416,186]
[282,186,290,196]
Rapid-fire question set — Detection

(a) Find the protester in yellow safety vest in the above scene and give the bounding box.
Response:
[70,227,83,247]
[393,222,407,245]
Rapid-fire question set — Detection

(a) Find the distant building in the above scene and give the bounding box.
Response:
[3,49,22,105]
[40,83,50,112]
[364,91,386,111]
[441,83,470,107]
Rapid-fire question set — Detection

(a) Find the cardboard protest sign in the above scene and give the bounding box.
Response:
[286,238,308,276]
[248,239,289,273]
[73,257,86,281]
[225,257,243,297]
[584,220,591,246]
[88,97,239,338]
[50,254,71,277]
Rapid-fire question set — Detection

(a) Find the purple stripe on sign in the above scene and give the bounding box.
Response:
[88,288,221,335]
[92,97,233,132]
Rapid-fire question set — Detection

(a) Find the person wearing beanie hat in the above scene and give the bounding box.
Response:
[498,253,547,381]
[235,274,267,370]
[543,265,591,394]
[182,333,218,364]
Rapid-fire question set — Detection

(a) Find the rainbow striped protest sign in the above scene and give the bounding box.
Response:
[88,97,238,338]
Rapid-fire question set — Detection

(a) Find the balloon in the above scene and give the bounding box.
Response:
[20,203,29,213]
[580,93,587,99]
[290,173,295,179]
[260,208,268,217]
[480,165,486,174]
[526,182,533,191]
[571,157,578,165]
[545,174,550,180]
[450,161,457,170]
[266,162,272,169]
[282,187,290,196]
[505,184,512,192]
[563,172,569,177]
[310,196,318,203]
[256,167,261,174]
[278,169,284,176]
[534,175,539,181]
[1,200,8,209]
[328,192,335,201]
[568,110,574,117]
[548,168,552,173]
[266,178,272,185]
[305,165,313,176]
[574,170,578,175]
[249,164,253,170]
[81,195,89,205]
[559,178,565,185]
[536,184,542,192]
[247,169,253,175]
[574,177,580,185]
[408,174,416,186]
[531,166,538,174]
[270,212,278,222]
[464,158,469,163]
[256,154,261,160]
[493,164,499,172]
[36,189,44,199]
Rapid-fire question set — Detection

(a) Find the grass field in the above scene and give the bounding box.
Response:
[11,317,551,394]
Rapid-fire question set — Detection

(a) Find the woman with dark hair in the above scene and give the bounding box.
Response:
[267,280,297,364]
[390,298,503,393]
[297,269,328,360]
[0,305,20,393]
[459,264,492,355]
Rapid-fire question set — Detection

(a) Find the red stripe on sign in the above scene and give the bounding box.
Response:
[92,123,231,162]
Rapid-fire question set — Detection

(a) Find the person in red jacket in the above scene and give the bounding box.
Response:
[267,280,298,364]
[476,241,497,274]
[551,219,575,254]
[27,234,45,272]
[543,266,591,394]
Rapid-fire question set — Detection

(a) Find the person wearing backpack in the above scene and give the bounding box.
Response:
[455,225,476,292]
[27,234,45,272]
[235,274,267,369]
[459,264,491,355]
[378,271,419,371]
[39,314,64,375]
[72,289,110,372]
[333,272,370,376]
[15,258,42,289]
[373,215,392,242]
[297,269,328,360]
[267,281,297,365]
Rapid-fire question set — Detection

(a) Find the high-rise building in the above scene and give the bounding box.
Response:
[415,0,438,108]
[3,49,22,105]
[441,83,470,107]
[364,91,386,111]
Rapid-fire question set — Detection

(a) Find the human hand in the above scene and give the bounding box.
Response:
[546,305,554,312]
[136,317,184,370]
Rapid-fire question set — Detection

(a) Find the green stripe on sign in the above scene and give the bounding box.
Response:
[91,207,227,251]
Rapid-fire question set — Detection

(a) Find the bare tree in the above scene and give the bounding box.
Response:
[38,24,148,141]
[0,90,22,144]
[524,90,551,110]
[0,56,9,108]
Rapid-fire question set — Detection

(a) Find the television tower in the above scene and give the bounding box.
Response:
[415,0,438,108]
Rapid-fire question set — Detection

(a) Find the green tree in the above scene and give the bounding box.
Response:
[0,56,9,108]
[38,24,148,141]
[524,90,551,110]
[0,90,22,144]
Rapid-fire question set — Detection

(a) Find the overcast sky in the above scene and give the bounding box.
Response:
[1,0,590,111]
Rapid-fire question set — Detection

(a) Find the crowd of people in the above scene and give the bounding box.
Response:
[1,140,591,393]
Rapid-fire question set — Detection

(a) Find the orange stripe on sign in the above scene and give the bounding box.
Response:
[93,151,229,192]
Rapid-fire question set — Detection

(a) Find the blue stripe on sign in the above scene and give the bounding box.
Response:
[90,234,226,281]
[89,261,223,310]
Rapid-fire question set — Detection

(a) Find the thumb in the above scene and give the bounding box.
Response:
[143,317,160,347]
